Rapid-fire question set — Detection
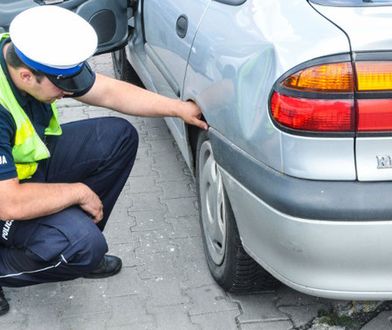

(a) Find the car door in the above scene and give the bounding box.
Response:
[142,0,210,164]
[0,0,131,55]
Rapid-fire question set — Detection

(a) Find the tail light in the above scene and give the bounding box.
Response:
[356,61,392,131]
[270,56,392,134]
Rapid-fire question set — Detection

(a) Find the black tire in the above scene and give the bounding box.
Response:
[196,131,280,293]
[111,47,144,88]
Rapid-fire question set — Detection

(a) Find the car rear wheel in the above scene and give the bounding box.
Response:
[196,131,280,293]
[111,47,143,87]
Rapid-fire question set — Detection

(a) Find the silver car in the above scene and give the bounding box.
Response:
[3,0,392,300]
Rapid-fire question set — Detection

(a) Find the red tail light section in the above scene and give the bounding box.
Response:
[357,99,392,131]
[271,93,353,132]
[356,61,392,132]
[270,58,392,134]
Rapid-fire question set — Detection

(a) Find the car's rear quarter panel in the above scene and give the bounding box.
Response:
[184,0,353,180]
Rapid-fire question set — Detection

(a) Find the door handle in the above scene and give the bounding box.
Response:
[176,15,188,38]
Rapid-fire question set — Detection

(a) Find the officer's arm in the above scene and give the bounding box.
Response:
[0,178,103,222]
[76,73,208,130]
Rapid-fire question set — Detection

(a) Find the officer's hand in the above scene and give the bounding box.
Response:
[178,101,208,130]
[78,183,103,223]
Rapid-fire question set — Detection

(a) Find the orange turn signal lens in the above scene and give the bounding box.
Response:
[282,62,353,92]
[356,61,392,91]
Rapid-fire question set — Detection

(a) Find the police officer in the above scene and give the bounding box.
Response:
[0,6,207,315]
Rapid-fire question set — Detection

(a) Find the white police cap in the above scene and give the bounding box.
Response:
[9,5,98,93]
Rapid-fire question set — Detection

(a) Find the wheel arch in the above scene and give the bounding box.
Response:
[186,114,208,174]
[187,123,201,173]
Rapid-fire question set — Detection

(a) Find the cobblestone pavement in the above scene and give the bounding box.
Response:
[1,54,391,330]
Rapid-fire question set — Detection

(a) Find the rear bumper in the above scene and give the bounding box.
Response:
[210,128,392,299]
[209,129,392,221]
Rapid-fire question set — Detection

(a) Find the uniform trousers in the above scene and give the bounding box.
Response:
[0,117,138,287]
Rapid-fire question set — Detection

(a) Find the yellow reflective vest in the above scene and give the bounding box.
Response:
[0,33,62,180]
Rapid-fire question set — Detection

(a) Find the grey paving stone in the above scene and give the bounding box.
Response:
[180,262,216,289]
[143,117,168,129]
[128,176,162,194]
[134,229,176,255]
[361,311,392,330]
[145,278,189,307]
[164,196,199,217]
[93,62,116,74]
[60,315,107,330]
[174,237,206,263]
[230,293,289,323]
[84,108,113,118]
[186,285,238,316]
[61,300,112,320]
[108,207,136,227]
[137,251,181,280]
[240,320,293,330]
[129,158,158,178]
[159,180,196,200]
[147,305,199,330]
[144,126,173,141]
[135,125,150,138]
[153,151,186,166]
[153,155,192,181]
[279,304,326,328]
[130,209,169,232]
[135,145,151,160]
[128,193,166,212]
[166,215,201,238]
[105,295,155,328]
[58,109,89,123]
[190,310,239,330]
[103,222,133,244]
[57,97,84,109]
[150,137,180,155]
[0,306,25,323]
[12,324,54,330]
[105,267,150,299]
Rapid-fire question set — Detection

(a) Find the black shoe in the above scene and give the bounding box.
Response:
[83,255,122,279]
[0,287,9,316]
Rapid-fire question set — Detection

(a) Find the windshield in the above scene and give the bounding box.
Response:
[310,0,392,6]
